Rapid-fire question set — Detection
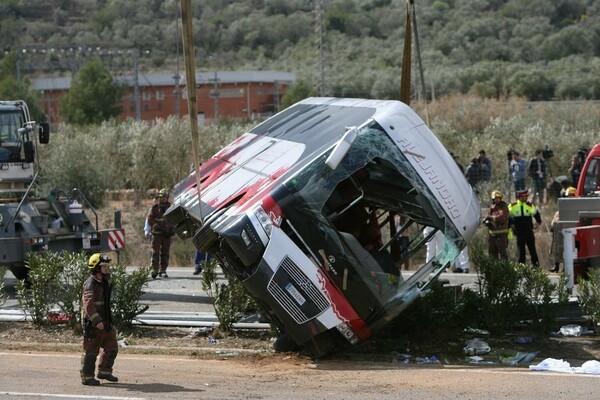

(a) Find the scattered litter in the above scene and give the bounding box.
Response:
[117,338,128,348]
[464,328,490,335]
[559,324,583,337]
[501,351,539,366]
[208,337,218,344]
[215,350,238,357]
[187,327,211,338]
[515,336,533,344]
[463,338,491,356]
[415,356,439,364]
[46,312,70,324]
[468,356,495,365]
[529,358,600,374]
[573,360,600,374]
[391,351,411,364]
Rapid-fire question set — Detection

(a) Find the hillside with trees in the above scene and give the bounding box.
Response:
[1,0,599,102]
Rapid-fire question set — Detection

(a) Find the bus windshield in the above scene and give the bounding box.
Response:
[280,121,462,316]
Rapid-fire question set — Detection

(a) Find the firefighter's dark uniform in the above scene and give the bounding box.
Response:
[509,198,542,266]
[80,270,118,384]
[486,200,509,260]
[147,197,175,277]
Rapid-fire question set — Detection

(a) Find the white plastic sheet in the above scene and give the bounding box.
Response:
[529,358,600,374]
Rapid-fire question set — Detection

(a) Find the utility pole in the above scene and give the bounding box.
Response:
[174,13,182,118]
[274,80,280,111]
[132,49,141,121]
[315,0,325,96]
[180,0,203,221]
[209,71,220,120]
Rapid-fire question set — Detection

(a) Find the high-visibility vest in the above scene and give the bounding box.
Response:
[508,200,537,218]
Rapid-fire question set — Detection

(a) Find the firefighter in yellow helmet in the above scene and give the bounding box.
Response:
[147,188,175,279]
[80,253,119,386]
[483,190,509,260]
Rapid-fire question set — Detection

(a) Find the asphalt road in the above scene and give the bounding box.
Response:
[1,350,599,400]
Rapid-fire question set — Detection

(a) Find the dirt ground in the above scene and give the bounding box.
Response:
[3,322,600,399]
[1,321,599,366]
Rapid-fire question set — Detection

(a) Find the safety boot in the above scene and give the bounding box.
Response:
[82,377,101,386]
[97,373,119,382]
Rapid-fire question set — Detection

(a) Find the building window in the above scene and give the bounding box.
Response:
[156,90,164,100]
[257,87,265,95]
[142,91,152,101]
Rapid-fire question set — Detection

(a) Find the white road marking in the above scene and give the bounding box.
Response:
[0,392,145,400]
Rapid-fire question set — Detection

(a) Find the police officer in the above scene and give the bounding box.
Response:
[484,190,509,260]
[81,253,119,386]
[148,188,175,279]
[508,189,542,266]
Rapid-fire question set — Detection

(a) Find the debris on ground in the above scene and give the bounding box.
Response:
[463,338,491,356]
[464,328,490,336]
[468,356,495,365]
[558,324,583,337]
[529,358,600,374]
[515,336,533,344]
[391,351,411,364]
[500,351,539,366]
[187,327,212,338]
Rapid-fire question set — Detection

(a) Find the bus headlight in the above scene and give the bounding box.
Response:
[254,206,273,237]
[336,322,359,344]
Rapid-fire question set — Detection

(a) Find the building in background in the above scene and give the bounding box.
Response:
[32,70,295,124]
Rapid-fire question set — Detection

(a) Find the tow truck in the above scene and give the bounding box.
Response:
[0,100,125,279]
[553,143,600,289]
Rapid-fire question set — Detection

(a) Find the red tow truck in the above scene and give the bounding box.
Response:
[558,143,600,289]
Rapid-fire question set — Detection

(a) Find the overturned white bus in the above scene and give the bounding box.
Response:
[165,97,480,357]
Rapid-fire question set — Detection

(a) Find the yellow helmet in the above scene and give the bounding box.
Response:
[158,188,169,197]
[88,253,111,269]
[566,186,577,197]
[491,190,503,200]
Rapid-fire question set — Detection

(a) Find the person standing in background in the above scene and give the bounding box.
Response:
[478,149,492,181]
[568,154,583,188]
[510,151,527,192]
[147,188,175,279]
[484,190,509,260]
[529,149,547,208]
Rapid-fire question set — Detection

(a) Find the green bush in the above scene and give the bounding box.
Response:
[108,265,150,329]
[201,258,261,332]
[577,269,600,329]
[16,252,149,330]
[472,249,568,335]
[16,252,85,328]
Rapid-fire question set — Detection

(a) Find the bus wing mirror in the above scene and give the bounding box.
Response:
[38,122,50,144]
[325,126,358,170]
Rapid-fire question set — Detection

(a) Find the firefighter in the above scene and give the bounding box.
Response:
[483,190,509,260]
[147,188,175,278]
[508,189,542,266]
[81,253,119,386]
